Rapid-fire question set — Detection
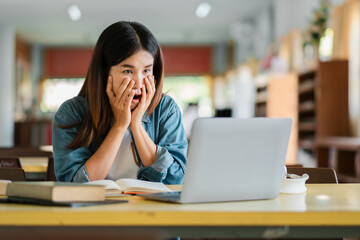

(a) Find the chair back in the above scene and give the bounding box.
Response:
[46,156,57,181]
[0,157,22,168]
[0,168,26,181]
[287,167,338,183]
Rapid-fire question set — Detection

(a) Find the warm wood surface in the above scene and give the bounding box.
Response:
[0,184,359,226]
[0,146,51,173]
[267,73,298,164]
[317,60,350,137]
[315,136,360,183]
[316,137,360,150]
[0,147,52,157]
[298,60,350,158]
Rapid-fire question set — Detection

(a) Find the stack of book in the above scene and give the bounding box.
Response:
[0,181,116,207]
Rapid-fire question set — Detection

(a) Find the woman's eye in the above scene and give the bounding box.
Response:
[123,70,132,74]
[144,69,151,74]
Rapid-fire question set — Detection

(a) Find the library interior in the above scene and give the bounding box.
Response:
[1,0,360,239]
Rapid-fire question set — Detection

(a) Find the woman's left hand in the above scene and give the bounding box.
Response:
[130,75,155,127]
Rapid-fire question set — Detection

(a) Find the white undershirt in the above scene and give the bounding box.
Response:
[106,128,139,180]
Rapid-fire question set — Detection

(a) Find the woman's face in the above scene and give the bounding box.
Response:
[109,50,154,110]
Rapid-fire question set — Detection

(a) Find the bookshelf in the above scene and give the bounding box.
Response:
[298,69,317,152]
[298,59,350,162]
[298,60,350,153]
[14,119,53,147]
[315,60,350,137]
[254,74,268,117]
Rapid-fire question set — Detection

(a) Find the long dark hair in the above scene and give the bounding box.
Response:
[66,21,164,149]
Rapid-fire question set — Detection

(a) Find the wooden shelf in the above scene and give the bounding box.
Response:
[254,74,269,117]
[298,71,316,151]
[316,136,360,183]
[298,60,350,159]
[256,92,267,104]
[299,122,316,131]
[255,104,266,117]
[316,137,360,150]
[0,147,53,157]
[299,101,315,113]
[297,60,356,183]
[298,81,316,94]
[14,119,52,147]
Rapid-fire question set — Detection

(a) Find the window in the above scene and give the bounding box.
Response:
[319,28,334,60]
[163,76,213,138]
[40,78,84,113]
[40,75,214,117]
[163,76,213,116]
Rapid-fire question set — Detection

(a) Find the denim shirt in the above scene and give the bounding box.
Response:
[52,95,188,184]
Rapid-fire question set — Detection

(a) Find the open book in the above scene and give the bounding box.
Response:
[85,178,172,195]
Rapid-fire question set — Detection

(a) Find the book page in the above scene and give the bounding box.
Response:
[0,180,11,196]
[85,179,120,190]
[115,178,173,193]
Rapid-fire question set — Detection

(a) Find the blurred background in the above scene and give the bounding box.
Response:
[1,0,359,181]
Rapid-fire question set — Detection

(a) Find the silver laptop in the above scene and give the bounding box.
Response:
[139,117,292,204]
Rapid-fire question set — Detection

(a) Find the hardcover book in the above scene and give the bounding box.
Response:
[0,180,11,196]
[6,181,106,202]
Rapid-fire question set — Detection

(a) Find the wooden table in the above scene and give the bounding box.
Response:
[0,146,52,181]
[316,137,360,182]
[0,184,360,239]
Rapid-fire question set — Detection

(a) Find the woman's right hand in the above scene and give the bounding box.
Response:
[106,76,135,130]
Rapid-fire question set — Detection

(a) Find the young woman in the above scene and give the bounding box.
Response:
[52,21,187,184]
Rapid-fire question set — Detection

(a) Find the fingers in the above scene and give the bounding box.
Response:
[140,84,147,103]
[148,75,156,93]
[119,80,135,105]
[114,78,132,102]
[108,76,135,109]
[125,89,136,109]
[144,75,155,99]
[106,76,115,102]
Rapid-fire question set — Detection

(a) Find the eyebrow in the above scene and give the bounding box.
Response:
[120,64,153,68]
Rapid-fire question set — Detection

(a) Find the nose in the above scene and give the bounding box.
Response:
[132,72,146,90]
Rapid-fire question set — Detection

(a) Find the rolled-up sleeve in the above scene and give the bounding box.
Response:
[52,101,92,182]
[138,102,188,184]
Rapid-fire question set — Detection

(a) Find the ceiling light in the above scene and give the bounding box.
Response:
[195,2,211,18]
[68,5,82,21]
